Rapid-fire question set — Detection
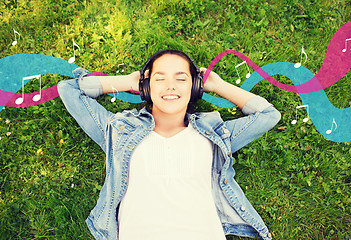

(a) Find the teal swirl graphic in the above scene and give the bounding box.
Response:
[0,54,350,142]
[240,62,350,143]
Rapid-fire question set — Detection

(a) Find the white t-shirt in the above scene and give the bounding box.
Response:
[118,123,226,240]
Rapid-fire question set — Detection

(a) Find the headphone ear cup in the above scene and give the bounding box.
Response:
[198,75,204,100]
[139,77,145,101]
[141,77,152,104]
[190,74,204,103]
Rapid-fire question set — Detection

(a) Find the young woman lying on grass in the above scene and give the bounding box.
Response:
[58,49,281,240]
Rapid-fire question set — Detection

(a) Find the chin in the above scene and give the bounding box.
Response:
[152,98,190,115]
[152,104,188,116]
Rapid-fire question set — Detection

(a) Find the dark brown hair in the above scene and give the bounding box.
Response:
[147,49,197,82]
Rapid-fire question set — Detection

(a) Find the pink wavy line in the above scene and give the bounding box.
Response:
[0,72,129,108]
[1,85,59,107]
[2,21,350,107]
[203,21,351,93]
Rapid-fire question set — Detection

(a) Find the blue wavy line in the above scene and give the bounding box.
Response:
[0,54,349,142]
[240,62,350,143]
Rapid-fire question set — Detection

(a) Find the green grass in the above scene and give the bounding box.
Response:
[1,0,351,239]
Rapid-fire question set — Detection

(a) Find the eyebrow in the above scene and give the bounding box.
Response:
[153,71,190,77]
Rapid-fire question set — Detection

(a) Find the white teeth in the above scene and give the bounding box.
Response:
[162,95,179,100]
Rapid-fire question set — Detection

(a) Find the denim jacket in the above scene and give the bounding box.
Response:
[57,68,281,240]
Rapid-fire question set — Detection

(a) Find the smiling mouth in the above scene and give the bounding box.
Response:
[162,95,180,100]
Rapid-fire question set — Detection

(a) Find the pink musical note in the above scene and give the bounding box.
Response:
[291,104,309,125]
[15,75,42,105]
[342,38,351,52]
[294,47,308,68]
[68,40,81,64]
[235,60,251,84]
[12,29,20,46]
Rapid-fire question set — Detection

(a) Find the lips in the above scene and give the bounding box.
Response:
[162,95,180,100]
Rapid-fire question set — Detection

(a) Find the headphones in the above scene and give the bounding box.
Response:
[139,49,204,104]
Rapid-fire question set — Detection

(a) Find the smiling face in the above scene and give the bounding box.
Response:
[149,53,193,118]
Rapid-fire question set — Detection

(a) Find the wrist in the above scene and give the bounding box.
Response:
[206,75,222,93]
[128,71,140,92]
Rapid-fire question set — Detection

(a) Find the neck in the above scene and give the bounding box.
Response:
[152,109,188,138]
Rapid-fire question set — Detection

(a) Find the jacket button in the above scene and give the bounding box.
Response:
[205,131,211,135]
[240,205,246,211]
[267,232,272,238]
[120,125,125,130]
[224,179,228,184]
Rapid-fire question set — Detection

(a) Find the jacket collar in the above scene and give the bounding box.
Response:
[187,111,223,135]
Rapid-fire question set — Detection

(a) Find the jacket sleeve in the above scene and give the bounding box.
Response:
[57,68,114,152]
[225,95,281,153]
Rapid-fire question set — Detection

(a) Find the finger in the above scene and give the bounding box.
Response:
[199,67,206,77]
[145,69,150,78]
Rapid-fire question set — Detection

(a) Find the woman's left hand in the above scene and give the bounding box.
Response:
[200,67,256,109]
[200,67,222,93]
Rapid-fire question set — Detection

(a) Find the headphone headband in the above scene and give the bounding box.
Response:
[139,49,203,104]
[140,49,200,77]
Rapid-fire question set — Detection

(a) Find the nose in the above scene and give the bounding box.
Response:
[166,78,176,90]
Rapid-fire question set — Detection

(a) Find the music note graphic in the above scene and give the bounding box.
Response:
[260,51,271,60]
[294,47,308,68]
[342,38,351,52]
[291,104,309,124]
[12,29,21,46]
[111,87,118,103]
[235,60,251,84]
[15,75,42,105]
[68,40,81,64]
[116,63,125,74]
[326,118,337,134]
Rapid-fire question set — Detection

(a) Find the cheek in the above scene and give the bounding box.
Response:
[149,88,157,102]
[181,83,193,97]
[149,84,166,104]
[149,83,159,97]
